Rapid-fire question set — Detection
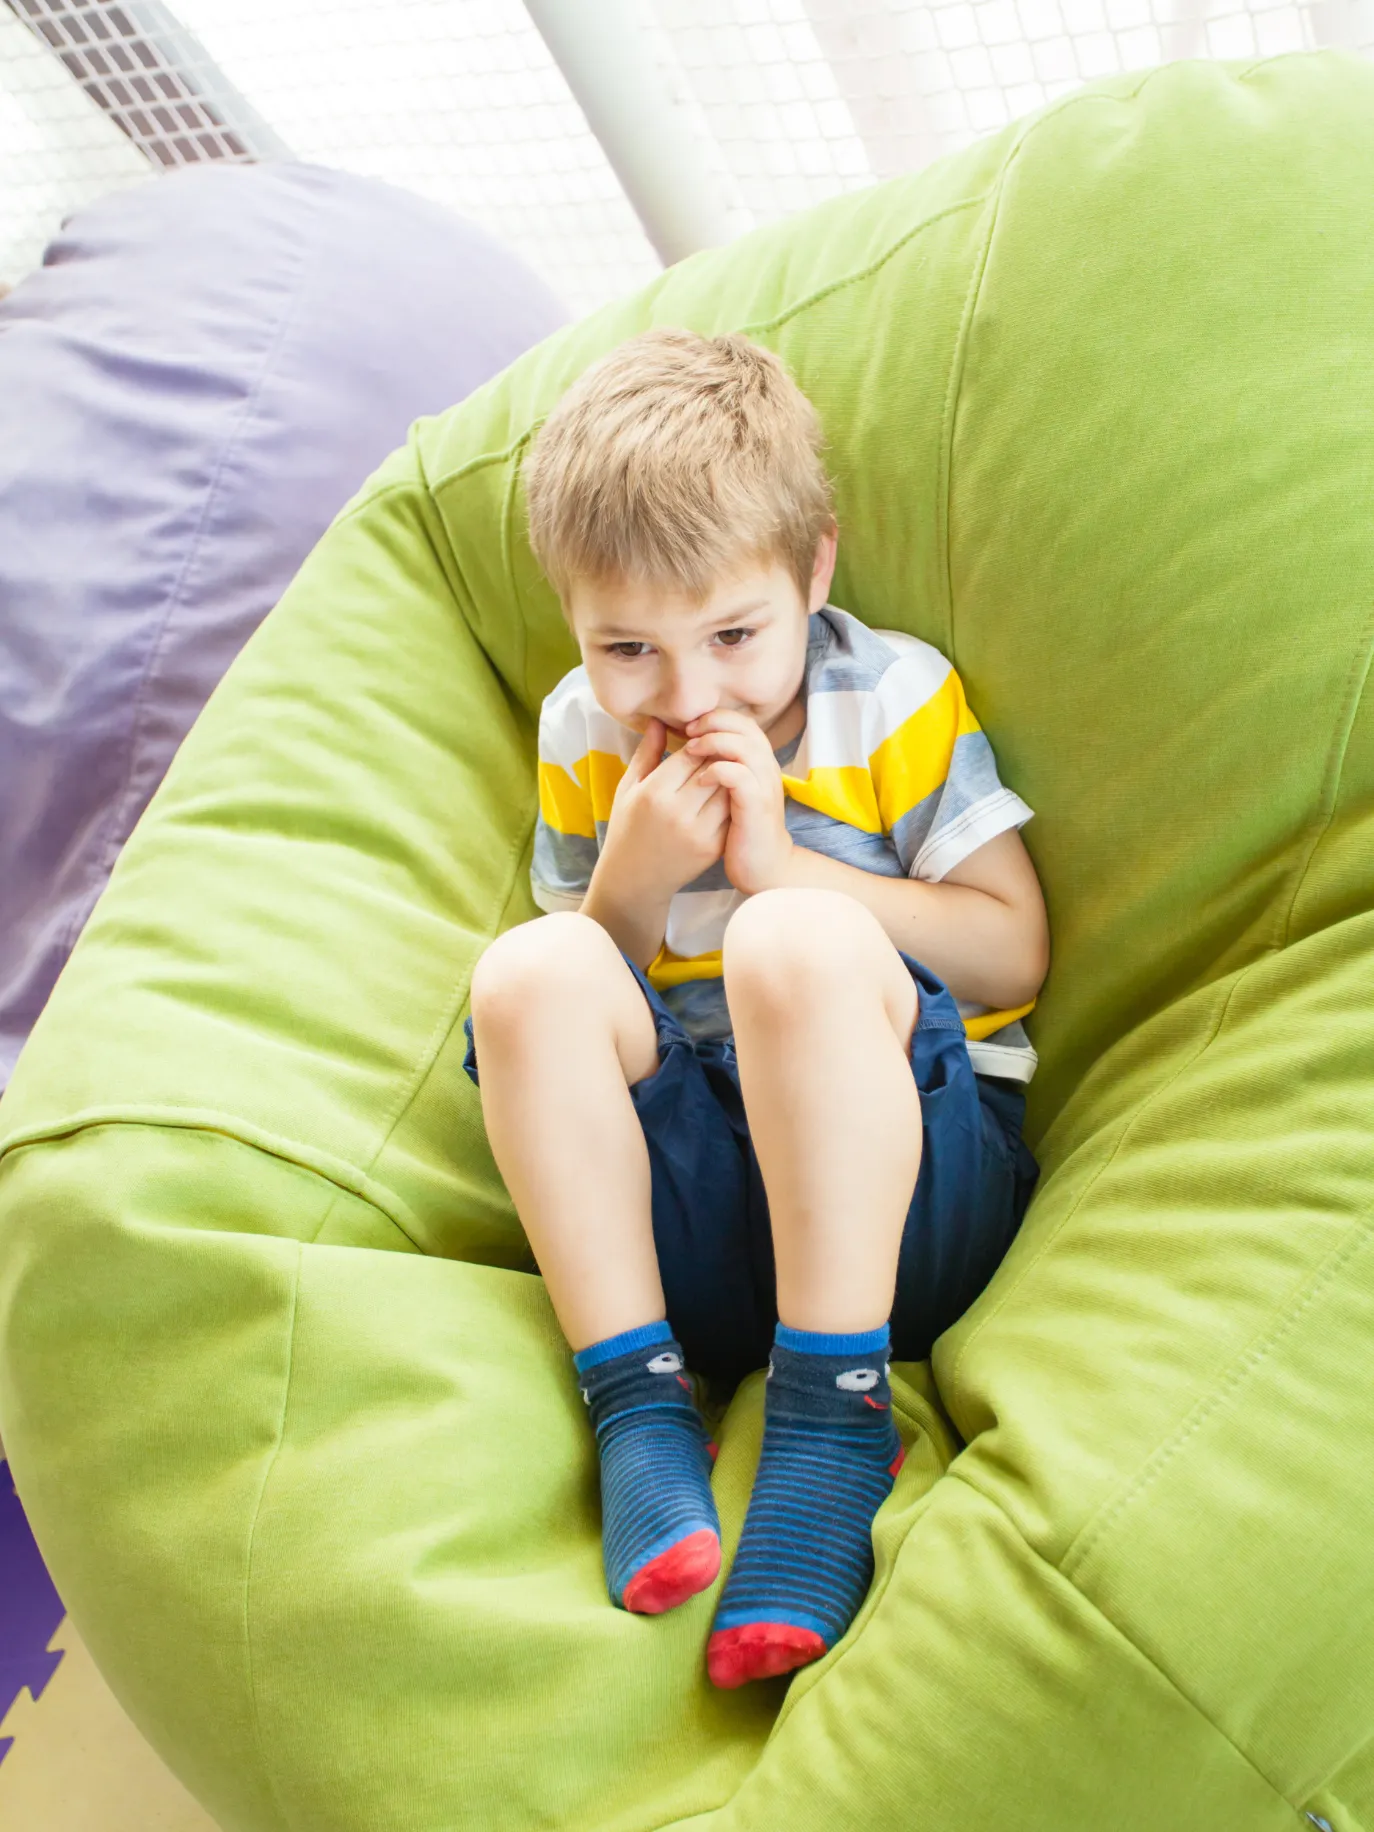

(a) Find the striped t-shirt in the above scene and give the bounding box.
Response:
[532,605,1038,1083]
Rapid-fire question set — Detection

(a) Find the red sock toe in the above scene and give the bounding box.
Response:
[622,1528,721,1614]
[706,1621,828,1688]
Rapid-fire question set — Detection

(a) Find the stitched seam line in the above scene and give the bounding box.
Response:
[0,1113,424,1251]
[329,476,419,533]
[941,63,1161,665]
[67,223,319,966]
[1062,1208,1374,1579]
[951,589,1374,1545]
[743,1456,1305,1825]
[946,632,1374,1399]
[945,968,1245,1397]
[939,174,1004,661]
[661,1477,1310,1832]
[941,1466,1313,1816]
[503,442,534,715]
[242,1238,301,1832]
[326,799,538,1223]
[429,429,544,496]
[307,471,531,1236]
[735,189,993,339]
[424,195,1000,521]
[1279,598,1374,951]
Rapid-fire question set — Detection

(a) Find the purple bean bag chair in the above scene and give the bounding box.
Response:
[0,162,567,1089]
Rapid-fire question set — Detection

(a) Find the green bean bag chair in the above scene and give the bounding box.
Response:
[2,47,1372,1832]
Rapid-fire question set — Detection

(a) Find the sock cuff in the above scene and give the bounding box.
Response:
[774,1321,890,1358]
[573,1319,674,1373]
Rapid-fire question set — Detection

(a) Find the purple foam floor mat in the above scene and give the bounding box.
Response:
[0,1462,65,1765]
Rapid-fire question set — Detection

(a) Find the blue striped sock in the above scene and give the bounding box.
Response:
[706,1321,905,1688]
[574,1321,722,1615]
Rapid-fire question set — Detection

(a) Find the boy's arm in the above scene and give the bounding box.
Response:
[572,718,730,971]
[579,866,671,972]
[778,826,1049,1010]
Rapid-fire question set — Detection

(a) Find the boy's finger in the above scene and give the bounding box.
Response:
[653,745,717,793]
[624,718,666,779]
[685,731,760,769]
[698,759,756,799]
[684,708,756,738]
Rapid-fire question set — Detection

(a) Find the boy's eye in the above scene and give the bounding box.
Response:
[605,642,649,659]
[715,628,752,648]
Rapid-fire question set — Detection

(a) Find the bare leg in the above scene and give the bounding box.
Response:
[722,887,921,1335]
[705,888,917,1687]
[468,912,664,1352]
[471,913,722,1618]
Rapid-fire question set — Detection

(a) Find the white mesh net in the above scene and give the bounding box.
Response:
[2,0,1372,310]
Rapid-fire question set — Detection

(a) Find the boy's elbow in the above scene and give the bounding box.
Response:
[1012,906,1051,1007]
[984,893,1049,1009]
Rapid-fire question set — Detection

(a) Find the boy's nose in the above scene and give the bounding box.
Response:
[656,681,717,729]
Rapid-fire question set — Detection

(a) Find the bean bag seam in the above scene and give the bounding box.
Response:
[417,197,1000,520]
[0,1110,426,1251]
[62,213,322,976]
[303,809,538,1255]
[242,1234,302,1832]
[942,972,1242,1401]
[1061,1208,1373,1579]
[943,595,1374,1403]
[423,75,1182,718]
[734,58,1165,355]
[938,174,1010,665]
[253,458,536,1253]
[392,55,1296,522]
[736,191,993,346]
[1278,597,1374,951]
[501,437,534,714]
[938,1465,1314,1818]
[417,59,1292,514]
[770,1449,1305,1818]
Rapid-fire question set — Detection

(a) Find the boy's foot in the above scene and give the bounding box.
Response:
[575,1321,722,1614]
[706,1322,904,1688]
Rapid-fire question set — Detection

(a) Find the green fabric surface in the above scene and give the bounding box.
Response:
[3,48,1373,1830]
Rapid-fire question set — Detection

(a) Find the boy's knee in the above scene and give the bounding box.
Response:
[469,912,613,1032]
[723,888,860,1005]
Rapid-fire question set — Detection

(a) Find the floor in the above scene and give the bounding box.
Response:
[0,1459,218,1830]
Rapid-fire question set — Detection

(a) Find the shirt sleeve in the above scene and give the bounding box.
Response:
[871,653,1034,883]
[530,688,599,913]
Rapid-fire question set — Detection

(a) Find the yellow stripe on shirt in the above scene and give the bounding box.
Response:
[584,748,627,824]
[647,945,724,990]
[647,949,1035,1047]
[538,750,629,837]
[962,999,1035,1041]
[537,761,595,839]
[869,669,981,833]
[779,763,883,832]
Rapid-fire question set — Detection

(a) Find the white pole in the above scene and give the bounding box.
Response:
[523,0,736,268]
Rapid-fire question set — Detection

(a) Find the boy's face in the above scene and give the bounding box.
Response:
[567,532,837,750]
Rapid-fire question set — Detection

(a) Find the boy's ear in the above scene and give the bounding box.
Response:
[808,525,839,611]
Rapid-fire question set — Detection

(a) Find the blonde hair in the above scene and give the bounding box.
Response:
[523,327,834,605]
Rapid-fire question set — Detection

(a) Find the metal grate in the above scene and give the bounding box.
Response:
[3,0,288,164]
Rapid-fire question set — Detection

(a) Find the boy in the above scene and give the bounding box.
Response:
[462,328,1048,1690]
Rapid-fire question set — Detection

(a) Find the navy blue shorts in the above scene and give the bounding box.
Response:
[463,949,1038,1390]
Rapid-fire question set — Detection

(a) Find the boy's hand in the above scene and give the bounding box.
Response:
[684,710,795,897]
[597,717,729,905]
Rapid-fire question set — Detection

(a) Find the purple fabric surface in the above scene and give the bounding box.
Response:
[0,163,567,1090]
[0,1461,66,1765]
